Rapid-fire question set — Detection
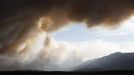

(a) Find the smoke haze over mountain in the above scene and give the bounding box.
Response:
[0,0,134,71]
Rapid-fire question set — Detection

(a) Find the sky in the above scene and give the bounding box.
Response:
[50,16,134,62]
[53,16,134,43]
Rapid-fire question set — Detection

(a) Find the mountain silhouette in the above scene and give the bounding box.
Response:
[74,52,134,71]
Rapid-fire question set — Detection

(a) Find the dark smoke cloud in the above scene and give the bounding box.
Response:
[0,0,134,71]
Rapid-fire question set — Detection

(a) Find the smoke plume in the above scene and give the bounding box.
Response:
[0,0,134,71]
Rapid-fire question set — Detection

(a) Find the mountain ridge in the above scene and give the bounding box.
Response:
[74,52,134,71]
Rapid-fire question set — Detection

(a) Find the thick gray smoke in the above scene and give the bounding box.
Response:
[0,0,134,71]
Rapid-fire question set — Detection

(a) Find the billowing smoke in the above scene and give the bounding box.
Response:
[0,0,134,71]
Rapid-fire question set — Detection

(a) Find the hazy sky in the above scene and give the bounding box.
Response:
[53,16,134,43]
[50,16,134,62]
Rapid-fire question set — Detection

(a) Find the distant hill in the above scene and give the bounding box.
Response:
[74,52,134,71]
